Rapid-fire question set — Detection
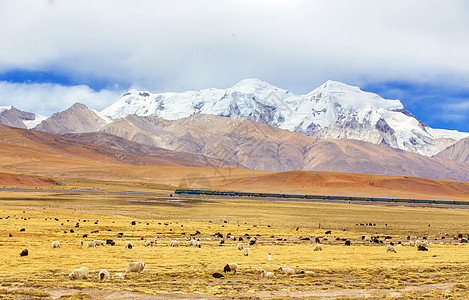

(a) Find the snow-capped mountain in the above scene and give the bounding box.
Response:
[0,106,47,129]
[101,79,469,156]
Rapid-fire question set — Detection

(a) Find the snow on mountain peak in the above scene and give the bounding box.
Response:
[231,78,279,91]
[100,79,468,156]
[310,80,404,111]
[0,106,13,113]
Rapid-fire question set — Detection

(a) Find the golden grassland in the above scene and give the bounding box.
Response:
[0,187,469,299]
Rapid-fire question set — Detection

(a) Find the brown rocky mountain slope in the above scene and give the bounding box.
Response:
[0,106,37,129]
[434,137,469,163]
[0,125,468,201]
[97,114,469,181]
[34,103,109,134]
[61,131,239,168]
[0,125,236,170]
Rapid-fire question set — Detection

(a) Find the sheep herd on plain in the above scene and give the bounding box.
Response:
[11,216,469,282]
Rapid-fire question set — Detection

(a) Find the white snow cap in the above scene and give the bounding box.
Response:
[100,78,468,156]
[0,106,13,113]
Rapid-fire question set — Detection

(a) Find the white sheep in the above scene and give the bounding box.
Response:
[68,267,89,280]
[237,243,244,250]
[125,242,133,249]
[192,240,200,248]
[126,262,145,273]
[186,240,194,247]
[145,240,153,247]
[223,263,238,274]
[51,241,61,248]
[242,248,250,256]
[112,272,126,280]
[386,245,397,253]
[94,240,105,247]
[278,266,295,275]
[260,269,275,278]
[87,241,96,248]
[170,240,180,247]
[314,244,323,251]
[416,240,428,248]
[98,269,110,282]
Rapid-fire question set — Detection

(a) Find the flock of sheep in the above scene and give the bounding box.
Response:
[12,214,468,284]
[68,262,145,281]
[58,231,438,282]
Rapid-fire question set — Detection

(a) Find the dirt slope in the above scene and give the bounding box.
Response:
[435,137,469,163]
[0,172,58,186]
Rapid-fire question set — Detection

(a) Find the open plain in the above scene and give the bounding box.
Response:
[1,178,469,299]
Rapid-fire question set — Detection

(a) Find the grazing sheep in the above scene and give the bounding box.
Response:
[186,240,195,247]
[79,240,84,246]
[68,267,89,280]
[125,242,133,249]
[99,270,110,282]
[51,241,61,248]
[145,240,153,247]
[416,240,428,248]
[344,240,351,246]
[87,241,96,248]
[417,245,429,251]
[112,272,126,280]
[242,248,250,256]
[260,269,275,279]
[223,263,238,274]
[249,237,257,246]
[237,243,244,250]
[126,262,145,273]
[20,249,28,257]
[386,245,397,253]
[212,272,224,278]
[94,240,105,246]
[278,266,295,275]
[170,240,180,247]
[192,240,201,248]
[314,244,323,251]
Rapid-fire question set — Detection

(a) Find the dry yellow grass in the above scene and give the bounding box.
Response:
[1,188,469,298]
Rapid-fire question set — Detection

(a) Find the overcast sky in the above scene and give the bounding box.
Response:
[0,0,468,131]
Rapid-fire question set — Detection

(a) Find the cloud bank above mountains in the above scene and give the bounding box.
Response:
[0,0,468,130]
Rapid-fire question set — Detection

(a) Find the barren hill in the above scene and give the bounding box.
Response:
[61,131,239,168]
[0,125,236,171]
[34,103,111,134]
[210,170,469,201]
[100,114,469,181]
[435,137,469,163]
[0,124,468,201]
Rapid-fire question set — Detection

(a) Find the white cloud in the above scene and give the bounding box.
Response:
[0,0,468,93]
[443,101,469,111]
[0,81,123,116]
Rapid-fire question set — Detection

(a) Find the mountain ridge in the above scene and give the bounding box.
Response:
[100,79,469,156]
[95,113,469,181]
